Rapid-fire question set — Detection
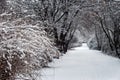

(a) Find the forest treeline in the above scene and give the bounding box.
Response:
[0,0,120,80]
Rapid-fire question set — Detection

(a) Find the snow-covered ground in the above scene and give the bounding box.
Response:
[41,43,120,80]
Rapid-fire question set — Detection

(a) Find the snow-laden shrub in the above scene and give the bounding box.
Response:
[87,35,99,50]
[0,23,60,80]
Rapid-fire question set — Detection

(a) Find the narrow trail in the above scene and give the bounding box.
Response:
[41,44,120,80]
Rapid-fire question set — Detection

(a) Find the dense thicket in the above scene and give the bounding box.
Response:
[0,0,120,80]
[0,0,61,79]
[86,0,120,58]
[5,0,81,53]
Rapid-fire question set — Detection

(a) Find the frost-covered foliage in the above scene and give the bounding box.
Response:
[85,0,120,58]
[5,0,100,53]
[0,13,60,80]
[5,0,78,53]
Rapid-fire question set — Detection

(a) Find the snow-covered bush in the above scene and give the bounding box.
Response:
[0,16,60,79]
[87,35,99,50]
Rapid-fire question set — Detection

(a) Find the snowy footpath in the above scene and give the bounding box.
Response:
[41,44,120,80]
